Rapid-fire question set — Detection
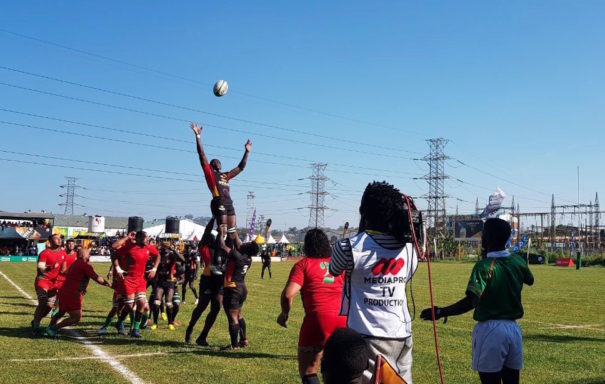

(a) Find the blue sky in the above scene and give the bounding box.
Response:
[1,1,603,230]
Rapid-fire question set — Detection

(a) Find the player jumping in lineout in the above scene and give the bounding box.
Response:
[190,122,251,250]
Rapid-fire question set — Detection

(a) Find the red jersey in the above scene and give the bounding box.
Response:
[203,163,232,200]
[115,241,158,281]
[55,251,78,286]
[35,248,66,283]
[59,258,99,298]
[201,246,211,276]
[287,257,344,315]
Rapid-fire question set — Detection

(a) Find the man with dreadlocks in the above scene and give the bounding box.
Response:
[330,181,420,384]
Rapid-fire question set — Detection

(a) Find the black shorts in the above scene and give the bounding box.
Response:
[158,280,176,290]
[223,284,247,310]
[199,274,224,297]
[211,198,235,217]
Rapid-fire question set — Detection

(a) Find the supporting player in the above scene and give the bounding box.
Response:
[112,231,160,338]
[98,250,128,334]
[182,244,200,305]
[45,248,111,337]
[32,233,66,335]
[186,218,226,345]
[421,218,534,384]
[151,244,184,330]
[51,238,78,317]
[190,122,251,250]
[222,241,259,350]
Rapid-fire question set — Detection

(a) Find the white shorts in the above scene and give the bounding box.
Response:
[472,319,523,372]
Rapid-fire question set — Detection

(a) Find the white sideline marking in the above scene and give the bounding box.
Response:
[9,351,168,362]
[0,270,146,384]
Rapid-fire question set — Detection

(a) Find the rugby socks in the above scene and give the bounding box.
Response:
[102,315,113,328]
[133,311,142,330]
[228,323,240,348]
[141,312,149,327]
[238,318,247,341]
[152,305,160,324]
[301,374,320,384]
[166,306,173,324]
[171,304,179,322]
[129,311,135,325]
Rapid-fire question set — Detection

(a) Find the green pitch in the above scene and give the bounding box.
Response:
[0,262,603,383]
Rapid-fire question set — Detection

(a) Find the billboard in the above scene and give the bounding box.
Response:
[454,220,483,241]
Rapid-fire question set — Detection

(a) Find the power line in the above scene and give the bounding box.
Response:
[0,81,414,161]
[0,65,422,155]
[0,28,425,139]
[0,118,413,178]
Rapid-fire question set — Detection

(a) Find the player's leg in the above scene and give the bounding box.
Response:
[226,215,241,249]
[165,286,176,330]
[226,308,241,349]
[478,372,502,384]
[116,294,135,335]
[268,264,272,279]
[238,286,248,347]
[55,309,82,330]
[298,348,323,384]
[151,286,164,329]
[98,298,119,334]
[261,264,265,279]
[197,281,223,345]
[130,292,147,337]
[171,289,181,326]
[188,278,198,301]
[181,276,187,304]
[32,288,51,332]
[501,367,520,384]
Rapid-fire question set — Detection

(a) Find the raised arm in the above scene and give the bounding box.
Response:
[190,122,209,168]
[227,139,251,179]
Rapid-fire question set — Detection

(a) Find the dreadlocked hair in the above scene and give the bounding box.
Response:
[303,228,331,258]
[359,181,408,242]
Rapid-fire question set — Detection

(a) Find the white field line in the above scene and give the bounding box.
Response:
[9,351,168,363]
[523,319,605,332]
[0,270,147,384]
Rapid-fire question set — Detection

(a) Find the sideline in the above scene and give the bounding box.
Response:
[9,351,168,363]
[0,270,147,384]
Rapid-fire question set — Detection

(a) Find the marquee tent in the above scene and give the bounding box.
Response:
[144,219,215,241]
[278,234,290,244]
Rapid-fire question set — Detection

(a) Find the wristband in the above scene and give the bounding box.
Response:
[115,266,124,274]
[150,267,157,273]
[196,134,200,139]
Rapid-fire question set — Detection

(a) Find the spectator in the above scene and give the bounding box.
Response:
[321,328,371,384]
[421,218,534,384]
[277,228,347,384]
[329,181,420,383]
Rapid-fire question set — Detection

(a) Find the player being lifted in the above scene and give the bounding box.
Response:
[190,122,251,250]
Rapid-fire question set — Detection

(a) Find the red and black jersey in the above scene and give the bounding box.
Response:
[224,248,251,288]
[157,249,178,282]
[203,163,232,200]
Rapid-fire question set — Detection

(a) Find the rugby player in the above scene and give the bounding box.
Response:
[112,230,160,338]
[31,233,66,335]
[222,241,259,350]
[185,218,224,345]
[45,248,111,337]
[190,122,251,251]
[151,244,184,330]
[182,244,199,305]
[51,238,78,317]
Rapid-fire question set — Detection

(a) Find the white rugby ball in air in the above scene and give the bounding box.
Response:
[213,80,228,97]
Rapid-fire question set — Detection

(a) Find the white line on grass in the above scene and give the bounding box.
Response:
[0,270,147,384]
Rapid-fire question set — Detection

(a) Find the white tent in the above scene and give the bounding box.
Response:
[266,234,276,244]
[278,234,290,244]
[144,219,213,242]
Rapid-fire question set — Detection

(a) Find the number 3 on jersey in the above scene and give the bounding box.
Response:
[319,262,335,284]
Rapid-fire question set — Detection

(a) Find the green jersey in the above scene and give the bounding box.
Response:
[466,253,534,322]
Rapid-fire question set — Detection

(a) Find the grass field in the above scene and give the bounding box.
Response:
[0,261,604,384]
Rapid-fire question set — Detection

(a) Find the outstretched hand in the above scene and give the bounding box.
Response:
[245,139,252,152]
[420,306,443,321]
[276,312,288,328]
[190,122,202,136]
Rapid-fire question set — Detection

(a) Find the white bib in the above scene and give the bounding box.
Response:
[341,232,418,339]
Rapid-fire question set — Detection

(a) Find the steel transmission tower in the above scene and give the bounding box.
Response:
[422,139,450,238]
[59,177,79,215]
[245,191,255,233]
[596,193,601,249]
[308,163,328,228]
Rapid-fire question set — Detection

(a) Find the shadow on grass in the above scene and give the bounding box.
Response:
[1,301,36,309]
[0,326,296,360]
[525,334,605,343]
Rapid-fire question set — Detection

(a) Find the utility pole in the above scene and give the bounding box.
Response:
[596,193,601,253]
[59,177,80,215]
[308,163,328,228]
[421,138,450,239]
